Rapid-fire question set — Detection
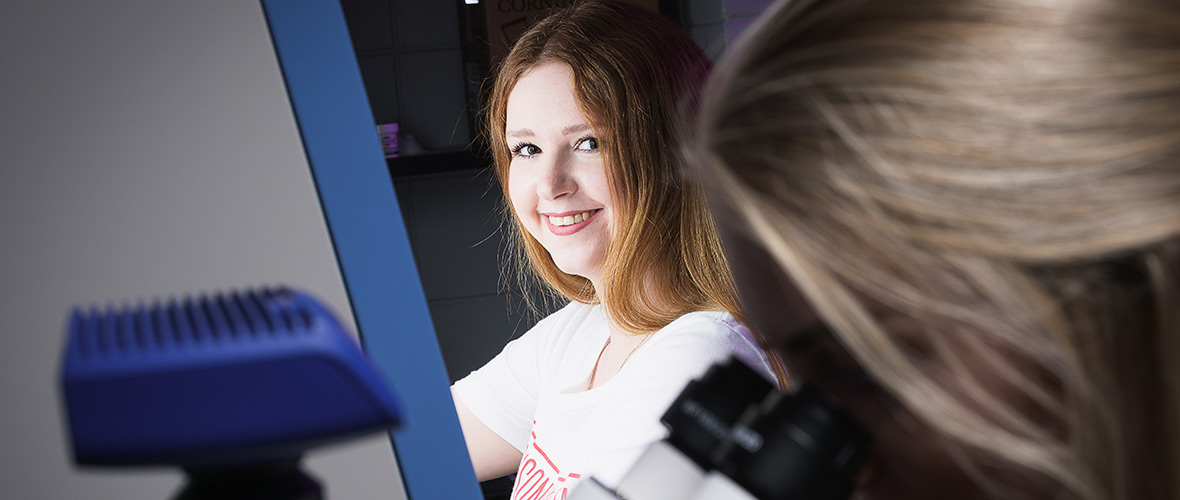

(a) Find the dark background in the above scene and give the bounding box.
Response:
[0,1,776,498]
[337,0,775,383]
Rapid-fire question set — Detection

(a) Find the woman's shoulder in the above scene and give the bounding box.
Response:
[520,300,607,346]
[645,310,757,354]
[660,310,748,339]
[647,310,775,383]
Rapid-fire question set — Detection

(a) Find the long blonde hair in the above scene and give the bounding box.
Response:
[693,0,1180,499]
[485,2,755,342]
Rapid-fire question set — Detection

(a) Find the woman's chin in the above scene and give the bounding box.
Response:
[551,260,601,283]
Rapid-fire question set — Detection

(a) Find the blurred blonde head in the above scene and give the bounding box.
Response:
[693,0,1180,499]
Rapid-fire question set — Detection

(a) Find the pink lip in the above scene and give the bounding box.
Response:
[542,209,601,236]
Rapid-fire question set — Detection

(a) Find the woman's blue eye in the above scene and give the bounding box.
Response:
[511,143,541,158]
[575,136,599,152]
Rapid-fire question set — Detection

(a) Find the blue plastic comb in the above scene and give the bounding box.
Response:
[61,286,402,468]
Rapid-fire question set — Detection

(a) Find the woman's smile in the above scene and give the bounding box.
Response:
[543,209,602,235]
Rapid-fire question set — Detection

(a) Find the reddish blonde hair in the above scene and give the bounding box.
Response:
[485,1,768,356]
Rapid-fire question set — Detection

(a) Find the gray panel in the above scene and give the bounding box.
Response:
[407,169,506,300]
[723,0,776,18]
[683,0,726,25]
[394,0,460,50]
[431,294,534,383]
[397,49,471,152]
[340,0,393,50]
[725,17,758,44]
[358,55,399,124]
[395,178,415,238]
[689,21,729,62]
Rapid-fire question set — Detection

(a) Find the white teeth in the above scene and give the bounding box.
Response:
[548,210,596,227]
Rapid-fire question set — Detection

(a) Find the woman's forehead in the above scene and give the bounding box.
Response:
[504,62,603,137]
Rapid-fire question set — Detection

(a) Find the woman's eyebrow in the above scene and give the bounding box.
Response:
[506,124,591,139]
[562,123,591,136]
[505,128,534,138]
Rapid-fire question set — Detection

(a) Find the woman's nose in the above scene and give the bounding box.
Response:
[537,153,577,200]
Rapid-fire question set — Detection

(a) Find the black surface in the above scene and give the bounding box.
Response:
[386,149,490,179]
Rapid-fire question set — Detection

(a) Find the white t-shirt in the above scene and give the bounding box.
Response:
[452,302,776,499]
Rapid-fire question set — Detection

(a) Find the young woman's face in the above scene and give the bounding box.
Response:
[719,223,1049,500]
[505,61,613,285]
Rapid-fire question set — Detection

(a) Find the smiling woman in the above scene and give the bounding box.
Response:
[449,1,786,498]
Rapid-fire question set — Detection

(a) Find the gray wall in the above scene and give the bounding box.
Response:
[344,0,472,155]
[0,1,404,499]
[0,0,780,497]
[721,0,778,45]
[678,0,778,60]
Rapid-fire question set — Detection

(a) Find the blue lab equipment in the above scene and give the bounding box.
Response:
[60,287,403,499]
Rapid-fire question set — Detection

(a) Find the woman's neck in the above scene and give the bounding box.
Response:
[589,319,655,390]
[592,271,675,336]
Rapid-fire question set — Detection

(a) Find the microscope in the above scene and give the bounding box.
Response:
[571,357,869,500]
